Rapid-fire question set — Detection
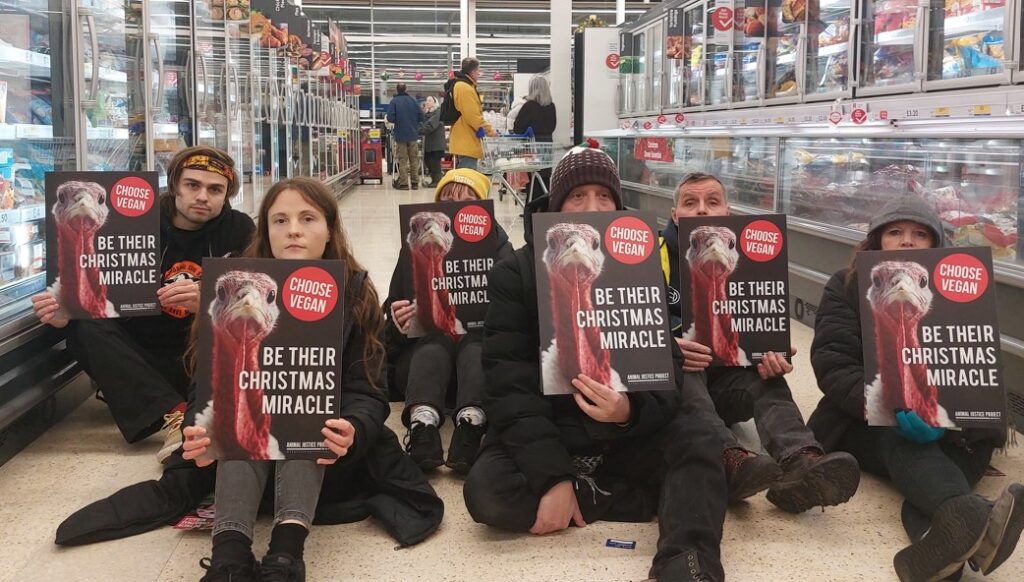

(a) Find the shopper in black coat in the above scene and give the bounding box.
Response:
[512,76,556,193]
[418,97,446,187]
[808,195,1023,581]
[462,146,730,582]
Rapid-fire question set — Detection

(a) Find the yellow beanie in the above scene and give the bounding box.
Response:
[434,169,491,201]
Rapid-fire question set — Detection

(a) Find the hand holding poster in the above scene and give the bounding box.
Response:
[45,171,161,319]
[194,258,346,461]
[857,247,1005,429]
[534,211,675,396]
[676,214,791,366]
[398,199,498,339]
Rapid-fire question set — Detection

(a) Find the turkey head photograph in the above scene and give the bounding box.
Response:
[683,225,751,366]
[197,270,284,460]
[48,180,117,319]
[539,222,625,395]
[406,211,466,340]
[863,260,953,428]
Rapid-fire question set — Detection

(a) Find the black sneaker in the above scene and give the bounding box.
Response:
[723,447,782,503]
[969,482,1024,575]
[446,420,485,474]
[258,553,305,582]
[404,422,444,471]
[894,494,990,582]
[411,181,420,190]
[766,448,860,513]
[199,557,257,582]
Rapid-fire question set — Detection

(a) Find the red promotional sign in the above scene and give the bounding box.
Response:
[606,53,620,69]
[740,220,784,262]
[454,204,493,243]
[879,110,889,120]
[111,176,156,218]
[675,113,686,123]
[634,137,673,163]
[657,114,667,125]
[643,121,653,130]
[283,266,340,323]
[851,108,868,125]
[712,7,734,31]
[605,216,655,265]
[934,253,989,303]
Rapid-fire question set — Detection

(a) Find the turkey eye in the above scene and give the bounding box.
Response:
[547,234,555,247]
[267,290,277,303]
[919,277,927,288]
[728,240,735,250]
[216,285,227,301]
[444,223,450,232]
[97,194,105,205]
[872,275,881,287]
[591,238,599,250]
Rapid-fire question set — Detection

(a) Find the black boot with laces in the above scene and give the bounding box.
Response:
[404,422,444,471]
[198,556,257,582]
[258,553,306,582]
[446,420,486,474]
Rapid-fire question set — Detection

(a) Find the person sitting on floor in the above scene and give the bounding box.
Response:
[462,145,733,582]
[809,195,1023,581]
[659,172,860,512]
[31,146,255,463]
[384,168,513,473]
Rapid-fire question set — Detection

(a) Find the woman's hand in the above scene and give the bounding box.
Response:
[390,300,416,334]
[31,292,69,329]
[530,480,585,535]
[571,374,630,424]
[676,338,713,372]
[158,279,200,314]
[757,348,797,380]
[182,426,214,467]
[317,418,356,465]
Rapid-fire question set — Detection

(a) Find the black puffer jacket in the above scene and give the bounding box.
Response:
[807,268,1004,451]
[481,198,685,496]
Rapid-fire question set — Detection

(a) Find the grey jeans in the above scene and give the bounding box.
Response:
[212,460,326,539]
[401,331,485,427]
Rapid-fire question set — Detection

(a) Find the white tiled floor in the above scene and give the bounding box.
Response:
[0,182,1021,582]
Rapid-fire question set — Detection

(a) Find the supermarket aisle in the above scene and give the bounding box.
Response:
[0,183,1021,582]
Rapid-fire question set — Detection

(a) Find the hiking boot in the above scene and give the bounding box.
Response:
[258,553,305,582]
[893,494,990,582]
[157,410,185,464]
[404,422,444,471]
[766,448,860,513]
[446,420,485,474]
[969,482,1024,575]
[723,447,782,503]
[411,181,420,190]
[655,548,723,582]
[199,557,257,582]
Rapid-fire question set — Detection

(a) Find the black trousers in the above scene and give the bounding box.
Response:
[838,422,993,534]
[400,332,485,427]
[463,374,729,581]
[66,319,189,443]
[705,367,820,460]
[423,150,444,182]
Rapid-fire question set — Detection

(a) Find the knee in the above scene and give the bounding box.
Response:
[463,465,502,526]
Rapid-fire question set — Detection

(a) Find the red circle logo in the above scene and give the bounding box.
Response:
[606,53,620,69]
[712,7,734,31]
[110,176,155,217]
[851,108,867,124]
[933,253,989,303]
[740,220,784,262]
[675,113,685,123]
[643,121,653,129]
[605,216,654,265]
[283,266,340,322]
[454,204,492,243]
[829,111,843,125]
[657,114,667,124]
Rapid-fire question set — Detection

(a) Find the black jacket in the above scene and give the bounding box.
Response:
[807,269,1004,451]
[512,100,556,142]
[658,219,685,335]
[56,273,444,548]
[119,197,255,352]
[418,109,446,153]
[481,198,685,496]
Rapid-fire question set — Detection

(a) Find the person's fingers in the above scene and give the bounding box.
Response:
[322,425,354,449]
[791,346,798,357]
[683,357,711,369]
[682,365,706,373]
[194,458,215,468]
[577,374,616,401]
[573,392,601,418]
[323,439,349,458]
[756,363,769,381]
[183,426,207,439]
[572,505,587,528]
[31,293,54,305]
[325,418,354,435]
[316,457,339,465]
[683,350,713,363]
[679,339,712,354]
[571,375,606,404]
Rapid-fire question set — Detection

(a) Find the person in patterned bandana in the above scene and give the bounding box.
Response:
[31,146,254,462]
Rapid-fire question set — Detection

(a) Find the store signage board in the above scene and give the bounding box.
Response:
[711,4,735,45]
[851,103,867,125]
[666,8,684,60]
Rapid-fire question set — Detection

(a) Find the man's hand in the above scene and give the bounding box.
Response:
[318,418,356,465]
[182,426,214,467]
[572,374,630,424]
[756,347,797,380]
[676,338,713,372]
[390,300,416,334]
[31,292,69,329]
[158,279,200,314]
[530,480,585,535]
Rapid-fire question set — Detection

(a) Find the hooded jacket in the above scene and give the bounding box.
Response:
[118,196,255,352]
[445,72,493,159]
[807,196,1004,450]
[418,107,446,153]
[55,272,444,548]
[657,219,685,335]
[480,196,686,496]
[386,91,424,144]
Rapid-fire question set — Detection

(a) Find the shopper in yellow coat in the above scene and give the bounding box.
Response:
[445,57,495,170]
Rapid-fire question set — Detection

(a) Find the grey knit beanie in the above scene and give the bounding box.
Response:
[868,196,945,246]
[547,145,624,212]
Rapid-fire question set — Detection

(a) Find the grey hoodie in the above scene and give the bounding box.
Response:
[867,196,945,246]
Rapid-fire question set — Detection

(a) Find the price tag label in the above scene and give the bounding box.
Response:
[903,108,920,118]
[23,205,45,221]
[970,104,992,116]
[933,107,951,118]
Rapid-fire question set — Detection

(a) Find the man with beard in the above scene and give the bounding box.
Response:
[32,146,255,463]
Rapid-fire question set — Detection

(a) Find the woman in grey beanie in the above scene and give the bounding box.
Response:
[807,195,1022,581]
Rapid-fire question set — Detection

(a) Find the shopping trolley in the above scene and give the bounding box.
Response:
[479,130,554,208]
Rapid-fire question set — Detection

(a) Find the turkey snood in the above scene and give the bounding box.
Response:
[51,181,112,318]
[407,211,463,341]
[542,223,613,386]
[684,226,744,366]
[209,270,281,459]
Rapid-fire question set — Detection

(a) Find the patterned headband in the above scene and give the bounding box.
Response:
[181,154,235,183]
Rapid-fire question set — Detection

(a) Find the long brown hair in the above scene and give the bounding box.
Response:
[844,229,885,290]
[186,178,385,389]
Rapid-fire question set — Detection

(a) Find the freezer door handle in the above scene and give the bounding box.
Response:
[757,43,766,101]
[850,19,861,88]
[796,30,807,99]
[184,49,193,120]
[86,11,100,102]
[198,53,209,120]
[913,3,926,82]
[149,33,165,116]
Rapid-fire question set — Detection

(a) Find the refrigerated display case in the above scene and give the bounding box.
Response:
[925,0,1010,89]
[147,0,195,187]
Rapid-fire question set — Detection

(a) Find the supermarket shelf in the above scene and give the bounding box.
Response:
[0,45,50,68]
[86,127,130,140]
[944,9,1006,37]
[0,205,46,227]
[815,43,848,58]
[777,53,797,65]
[876,28,916,46]
[0,124,53,140]
[820,0,852,11]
